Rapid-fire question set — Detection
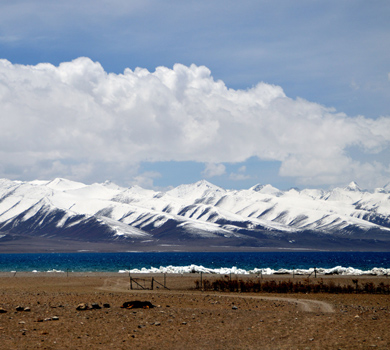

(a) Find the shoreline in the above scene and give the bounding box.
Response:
[1,267,389,276]
[1,270,390,281]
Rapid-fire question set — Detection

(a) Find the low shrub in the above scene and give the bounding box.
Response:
[194,277,390,294]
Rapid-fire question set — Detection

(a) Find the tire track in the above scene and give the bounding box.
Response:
[98,279,335,313]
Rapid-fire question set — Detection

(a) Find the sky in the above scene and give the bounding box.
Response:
[0,0,389,191]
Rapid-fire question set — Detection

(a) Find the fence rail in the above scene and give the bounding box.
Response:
[129,274,170,290]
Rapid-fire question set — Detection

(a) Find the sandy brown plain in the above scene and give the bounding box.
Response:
[0,273,390,349]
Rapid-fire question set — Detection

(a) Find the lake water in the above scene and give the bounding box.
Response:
[0,251,389,275]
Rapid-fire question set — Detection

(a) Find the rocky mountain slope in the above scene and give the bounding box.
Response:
[0,178,389,252]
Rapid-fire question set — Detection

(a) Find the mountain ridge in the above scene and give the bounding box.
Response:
[0,178,389,252]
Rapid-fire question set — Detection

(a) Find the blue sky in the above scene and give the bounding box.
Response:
[0,0,389,190]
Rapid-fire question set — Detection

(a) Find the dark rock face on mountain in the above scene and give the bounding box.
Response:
[0,178,389,252]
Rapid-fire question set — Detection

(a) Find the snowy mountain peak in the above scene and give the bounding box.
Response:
[194,179,222,189]
[46,178,86,191]
[250,184,264,192]
[191,180,226,196]
[345,181,361,192]
[250,184,283,196]
[374,187,387,194]
[101,180,122,190]
[167,180,225,200]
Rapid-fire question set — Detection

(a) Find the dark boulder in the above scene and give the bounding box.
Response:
[121,301,155,309]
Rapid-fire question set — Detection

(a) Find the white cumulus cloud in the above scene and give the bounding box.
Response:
[0,57,389,188]
[202,163,226,178]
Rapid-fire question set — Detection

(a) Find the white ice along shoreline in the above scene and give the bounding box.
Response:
[6,265,390,275]
[118,265,390,276]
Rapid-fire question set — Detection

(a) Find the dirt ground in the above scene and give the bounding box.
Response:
[0,273,389,349]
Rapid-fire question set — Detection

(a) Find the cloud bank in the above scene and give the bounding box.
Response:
[0,57,389,188]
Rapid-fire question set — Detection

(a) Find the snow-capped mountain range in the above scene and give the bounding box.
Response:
[0,178,389,252]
